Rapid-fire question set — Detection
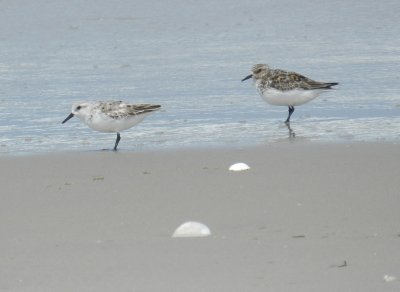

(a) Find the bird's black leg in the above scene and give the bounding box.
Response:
[113,133,121,151]
[285,106,295,123]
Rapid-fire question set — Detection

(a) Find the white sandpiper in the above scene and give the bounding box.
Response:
[62,100,161,151]
[242,64,338,123]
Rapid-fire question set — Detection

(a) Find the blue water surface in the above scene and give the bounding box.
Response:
[0,0,399,154]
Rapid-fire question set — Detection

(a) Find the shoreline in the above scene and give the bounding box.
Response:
[1,139,399,158]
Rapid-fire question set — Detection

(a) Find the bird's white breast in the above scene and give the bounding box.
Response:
[258,88,324,106]
[82,111,149,133]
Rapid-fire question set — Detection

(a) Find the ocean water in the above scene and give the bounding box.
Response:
[0,0,399,155]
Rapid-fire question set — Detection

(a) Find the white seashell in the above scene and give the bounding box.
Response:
[383,275,396,282]
[172,221,211,238]
[229,162,250,172]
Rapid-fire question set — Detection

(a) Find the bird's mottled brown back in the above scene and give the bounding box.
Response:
[250,64,337,92]
[97,101,161,119]
[266,70,329,91]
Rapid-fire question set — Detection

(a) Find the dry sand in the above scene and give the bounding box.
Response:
[1,143,400,291]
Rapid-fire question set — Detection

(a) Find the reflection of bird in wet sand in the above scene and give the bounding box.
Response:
[285,122,296,139]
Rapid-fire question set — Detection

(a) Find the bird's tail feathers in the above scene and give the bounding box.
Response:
[311,82,338,90]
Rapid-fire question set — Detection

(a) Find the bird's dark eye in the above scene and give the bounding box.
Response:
[76,106,81,110]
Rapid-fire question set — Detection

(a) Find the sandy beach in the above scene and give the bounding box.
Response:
[1,142,400,291]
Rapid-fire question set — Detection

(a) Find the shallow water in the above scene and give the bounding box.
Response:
[0,0,399,154]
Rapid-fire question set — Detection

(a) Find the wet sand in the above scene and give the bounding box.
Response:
[1,142,400,291]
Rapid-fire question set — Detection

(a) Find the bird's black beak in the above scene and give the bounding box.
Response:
[62,113,74,124]
[241,74,253,82]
